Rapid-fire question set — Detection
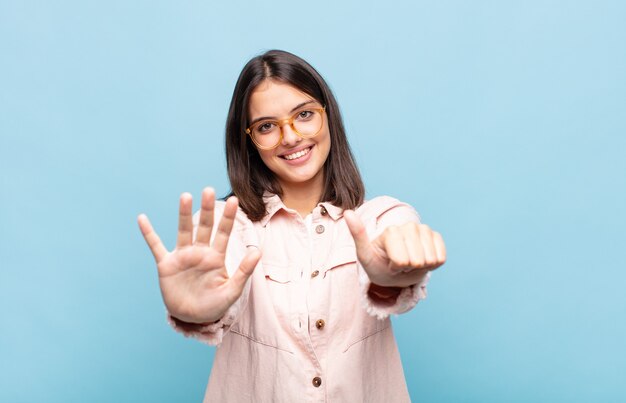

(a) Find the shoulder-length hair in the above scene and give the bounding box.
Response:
[225,49,365,221]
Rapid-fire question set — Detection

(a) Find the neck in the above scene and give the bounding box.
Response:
[279,175,324,218]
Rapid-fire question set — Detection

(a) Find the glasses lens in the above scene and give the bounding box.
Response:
[251,121,281,149]
[293,109,323,138]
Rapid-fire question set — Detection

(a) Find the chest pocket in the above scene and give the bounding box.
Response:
[227,259,296,354]
[321,243,390,352]
[262,261,294,322]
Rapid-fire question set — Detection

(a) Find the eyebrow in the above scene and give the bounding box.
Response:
[248,100,316,127]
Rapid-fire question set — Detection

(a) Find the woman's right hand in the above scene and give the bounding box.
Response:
[137,188,261,324]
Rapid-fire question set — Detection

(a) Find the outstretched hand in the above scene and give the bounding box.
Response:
[138,188,261,324]
[343,210,446,288]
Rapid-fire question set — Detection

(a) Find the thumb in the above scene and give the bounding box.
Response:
[229,247,262,297]
[343,210,374,266]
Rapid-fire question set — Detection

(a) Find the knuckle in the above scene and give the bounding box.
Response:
[394,258,410,268]
[412,258,425,268]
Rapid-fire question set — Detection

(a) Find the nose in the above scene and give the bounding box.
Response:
[280,123,302,146]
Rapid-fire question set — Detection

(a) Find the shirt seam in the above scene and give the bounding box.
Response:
[342,322,391,353]
[229,328,295,355]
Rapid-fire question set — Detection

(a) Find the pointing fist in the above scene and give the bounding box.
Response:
[344,210,446,288]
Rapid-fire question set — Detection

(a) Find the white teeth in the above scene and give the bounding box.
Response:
[284,147,311,160]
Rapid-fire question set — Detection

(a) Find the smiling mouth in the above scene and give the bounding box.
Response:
[281,146,312,160]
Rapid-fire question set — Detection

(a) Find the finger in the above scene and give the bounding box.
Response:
[212,196,238,254]
[137,214,168,262]
[343,210,374,266]
[229,248,262,297]
[402,223,425,269]
[418,224,437,268]
[384,227,411,273]
[433,231,447,266]
[176,193,194,248]
[196,187,215,246]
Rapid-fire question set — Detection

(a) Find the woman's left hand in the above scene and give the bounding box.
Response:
[343,211,446,288]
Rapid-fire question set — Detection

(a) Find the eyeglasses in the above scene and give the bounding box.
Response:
[246,105,326,150]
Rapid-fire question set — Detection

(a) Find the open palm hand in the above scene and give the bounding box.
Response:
[138,188,261,324]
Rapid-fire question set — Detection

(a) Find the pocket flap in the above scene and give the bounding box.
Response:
[323,245,357,276]
[262,263,291,284]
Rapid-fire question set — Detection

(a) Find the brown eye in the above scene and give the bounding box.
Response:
[256,122,275,134]
[296,110,314,120]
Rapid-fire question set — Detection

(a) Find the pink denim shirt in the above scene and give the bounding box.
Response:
[168,194,430,402]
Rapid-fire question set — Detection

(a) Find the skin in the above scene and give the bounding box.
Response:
[138,80,446,324]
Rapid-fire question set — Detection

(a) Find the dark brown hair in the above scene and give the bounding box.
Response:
[225,50,365,221]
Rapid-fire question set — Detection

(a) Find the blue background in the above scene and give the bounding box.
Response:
[1,0,625,402]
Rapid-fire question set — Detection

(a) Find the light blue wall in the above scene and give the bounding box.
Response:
[1,1,624,401]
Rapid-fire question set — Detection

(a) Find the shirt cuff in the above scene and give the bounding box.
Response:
[166,302,240,346]
[358,264,430,320]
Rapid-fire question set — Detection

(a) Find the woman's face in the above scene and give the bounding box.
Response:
[247,79,331,190]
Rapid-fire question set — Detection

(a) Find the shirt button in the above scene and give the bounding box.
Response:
[311,270,320,278]
[315,319,325,329]
[312,377,322,387]
[320,206,328,216]
[315,225,325,234]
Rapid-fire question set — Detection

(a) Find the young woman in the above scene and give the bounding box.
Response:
[138,50,446,402]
